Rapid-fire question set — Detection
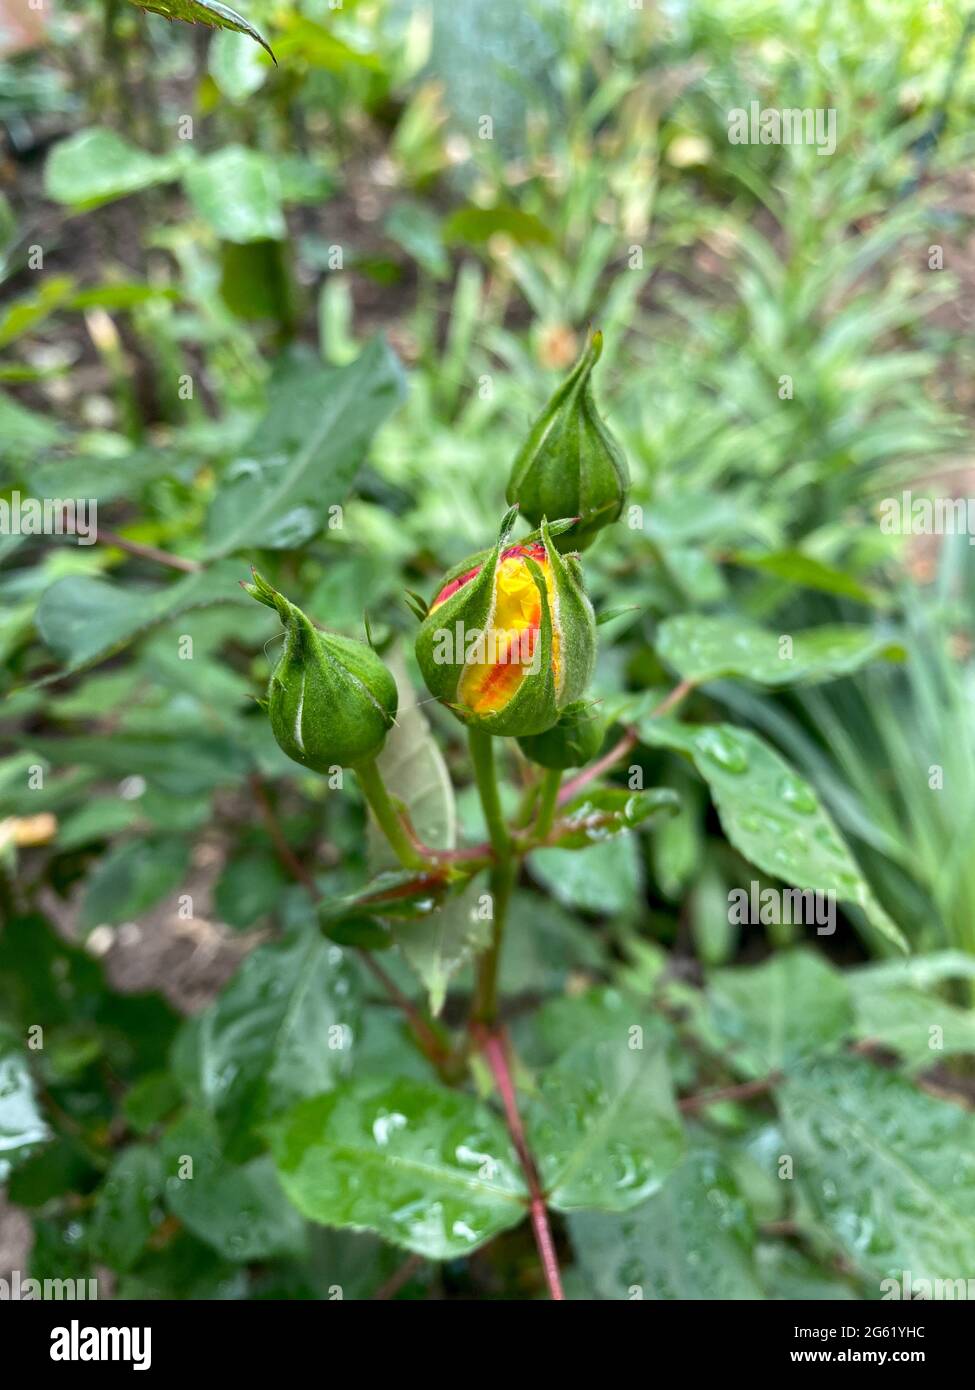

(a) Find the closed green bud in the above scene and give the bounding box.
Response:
[414,509,596,738]
[244,570,397,771]
[506,330,628,551]
[517,700,604,770]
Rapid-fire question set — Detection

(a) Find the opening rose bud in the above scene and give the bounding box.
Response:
[414,509,596,738]
[244,571,397,771]
[505,329,629,552]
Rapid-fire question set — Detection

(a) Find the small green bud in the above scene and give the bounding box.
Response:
[414,509,596,738]
[244,570,397,771]
[506,330,629,551]
[517,701,604,770]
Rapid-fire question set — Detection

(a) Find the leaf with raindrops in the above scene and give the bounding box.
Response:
[568,1147,765,1299]
[640,719,907,953]
[171,934,360,1153]
[90,1145,166,1272]
[268,1077,528,1259]
[526,1040,686,1212]
[657,615,905,687]
[780,1056,975,1284]
[0,1029,50,1181]
[707,948,854,1079]
[205,338,406,556]
[163,1112,306,1262]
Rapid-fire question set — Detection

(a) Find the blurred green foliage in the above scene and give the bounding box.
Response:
[2,0,975,1302]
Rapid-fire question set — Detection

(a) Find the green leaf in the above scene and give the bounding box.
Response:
[527,1040,685,1212]
[208,26,270,102]
[651,769,703,901]
[392,878,490,1018]
[206,338,405,556]
[117,1231,246,1299]
[0,391,65,460]
[171,934,359,1149]
[56,797,140,851]
[319,871,450,927]
[44,129,186,208]
[90,1145,165,1272]
[34,560,250,679]
[369,651,474,1012]
[218,238,293,321]
[757,1242,860,1300]
[780,1057,975,1284]
[851,951,975,992]
[729,549,879,604]
[640,720,908,952]
[0,1030,49,1180]
[850,975,975,1071]
[443,204,554,248]
[163,1113,305,1262]
[690,858,737,966]
[0,276,75,348]
[528,833,642,916]
[80,836,189,933]
[28,733,250,795]
[272,14,380,71]
[122,1071,182,1135]
[553,787,679,849]
[530,987,671,1066]
[568,1148,763,1299]
[708,949,854,1079]
[184,146,285,243]
[369,649,456,867]
[268,1077,527,1259]
[130,0,275,61]
[385,202,449,280]
[499,891,605,997]
[213,846,288,928]
[657,615,904,687]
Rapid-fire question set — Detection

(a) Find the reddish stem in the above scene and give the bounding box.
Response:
[250,774,318,895]
[95,523,201,572]
[557,678,695,806]
[474,1024,564,1301]
[373,1253,423,1301]
[360,954,452,1071]
[678,1073,780,1114]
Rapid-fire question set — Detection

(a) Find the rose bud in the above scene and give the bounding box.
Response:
[506,329,629,551]
[244,570,397,771]
[414,509,596,738]
[517,700,604,770]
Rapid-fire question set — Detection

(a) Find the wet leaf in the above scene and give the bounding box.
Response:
[163,1113,305,1262]
[527,1040,685,1212]
[206,339,405,555]
[268,1077,527,1258]
[708,949,854,1078]
[641,720,907,952]
[130,0,274,61]
[171,935,360,1150]
[0,1030,49,1181]
[780,1057,975,1284]
[657,615,904,686]
[568,1148,763,1299]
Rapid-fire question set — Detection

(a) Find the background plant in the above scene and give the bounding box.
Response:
[2,0,975,1300]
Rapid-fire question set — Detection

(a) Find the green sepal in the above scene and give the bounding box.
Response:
[517,699,604,770]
